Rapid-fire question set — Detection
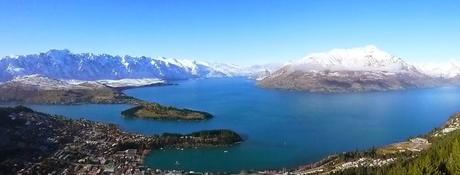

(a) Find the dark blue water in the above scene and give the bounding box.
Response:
[23,78,460,172]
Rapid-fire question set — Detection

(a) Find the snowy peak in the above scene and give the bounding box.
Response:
[0,50,248,82]
[416,61,460,78]
[259,45,438,93]
[287,45,416,73]
[45,49,72,57]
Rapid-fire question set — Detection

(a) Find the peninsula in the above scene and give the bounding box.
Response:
[0,75,143,105]
[0,75,213,121]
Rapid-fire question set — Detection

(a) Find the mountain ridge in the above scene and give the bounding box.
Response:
[259,46,444,93]
[284,45,418,73]
[2,47,460,92]
[0,49,249,82]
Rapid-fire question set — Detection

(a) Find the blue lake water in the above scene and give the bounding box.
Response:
[23,78,460,172]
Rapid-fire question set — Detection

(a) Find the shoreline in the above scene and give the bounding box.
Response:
[144,112,460,174]
[266,112,460,175]
[3,78,460,174]
[113,82,178,91]
[0,106,243,174]
[0,78,215,121]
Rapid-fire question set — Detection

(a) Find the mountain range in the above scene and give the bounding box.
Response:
[1,47,459,93]
[0,49,256,82]
[416,61,460,79]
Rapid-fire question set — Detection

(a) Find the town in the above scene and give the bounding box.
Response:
[0,106,242,174]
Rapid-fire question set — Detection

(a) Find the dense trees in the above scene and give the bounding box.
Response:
[121,103,213,120]
[334,130,460,175]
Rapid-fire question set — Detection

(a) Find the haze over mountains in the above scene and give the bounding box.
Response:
[1,46,459,92]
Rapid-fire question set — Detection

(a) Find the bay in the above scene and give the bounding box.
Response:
[24,78,460,172]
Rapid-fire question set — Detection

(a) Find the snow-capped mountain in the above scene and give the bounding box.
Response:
[0,49,246,82]
[243,63,284,80]
[416,61,460,78]
[284,45,418,73]
[259,45,438,93]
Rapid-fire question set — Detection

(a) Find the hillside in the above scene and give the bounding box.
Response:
[259,46,442,93]
[0,75,140,104]
[0,106,242,174]
[289,112,460,175]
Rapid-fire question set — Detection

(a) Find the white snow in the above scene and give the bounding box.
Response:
[3,47,458,83]
[285,45,417,73]
[0,50,250,82]
[6,64,24,73]
[121,56,130,69]
[95,78,165,88]
[5,74,165,90]
[66,78,164,88]
[416,60,460,78]
[7,74,102,90]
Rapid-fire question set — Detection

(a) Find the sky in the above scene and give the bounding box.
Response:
[0,0,459,65]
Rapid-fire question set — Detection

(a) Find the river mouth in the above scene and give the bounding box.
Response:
[18,78,460,172]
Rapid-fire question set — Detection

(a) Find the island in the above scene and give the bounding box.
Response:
[121,103,213,121]
[5,104,460,174]
[0,106,242,174]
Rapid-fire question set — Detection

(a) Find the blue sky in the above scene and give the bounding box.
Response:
[0,0,459,65]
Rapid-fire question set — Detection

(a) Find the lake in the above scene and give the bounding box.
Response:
[25,78,460,172]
